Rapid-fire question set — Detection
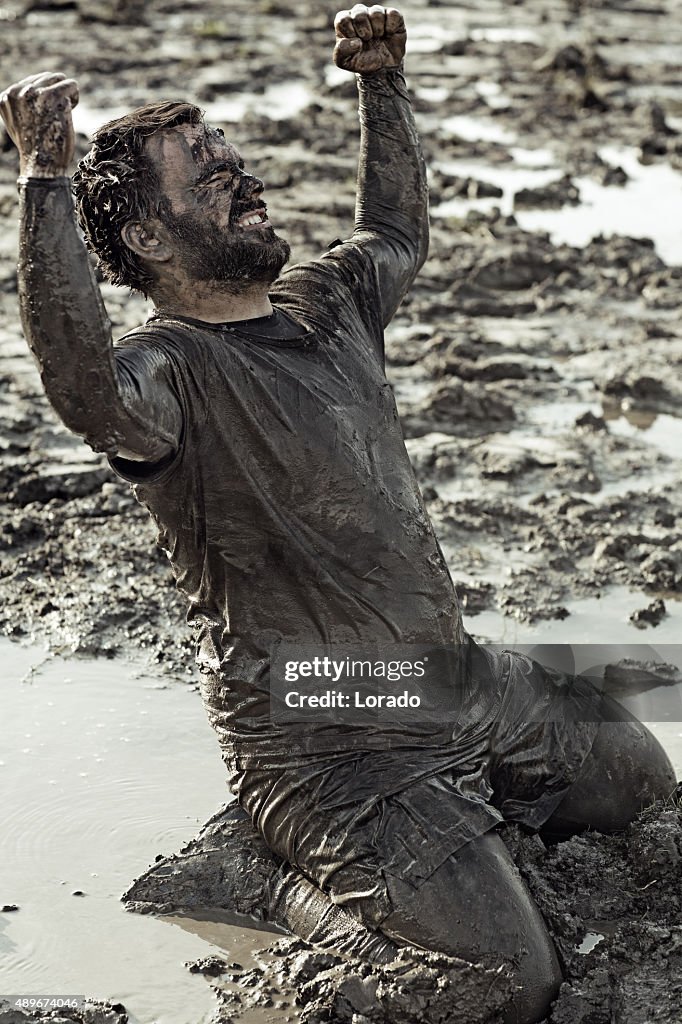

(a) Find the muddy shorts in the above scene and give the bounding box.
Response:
[232,639,607,929]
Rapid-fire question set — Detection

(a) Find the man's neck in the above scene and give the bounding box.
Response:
[152,278,273,324]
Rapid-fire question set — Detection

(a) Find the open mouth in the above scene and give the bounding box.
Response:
[235,205,270,230]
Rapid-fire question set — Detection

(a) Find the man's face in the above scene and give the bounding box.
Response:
[145,121,290,287]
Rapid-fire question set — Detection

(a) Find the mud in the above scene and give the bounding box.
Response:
[120,792,682,1024]
[1,0,681,1021]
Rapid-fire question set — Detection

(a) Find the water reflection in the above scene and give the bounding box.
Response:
[0,641,228,1024]
[603,401,658,431]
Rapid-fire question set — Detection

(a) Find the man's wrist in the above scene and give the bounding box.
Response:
[356,63,408,100]
[356,61,405,78]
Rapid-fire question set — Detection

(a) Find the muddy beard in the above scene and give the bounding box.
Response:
[160,208,291,290]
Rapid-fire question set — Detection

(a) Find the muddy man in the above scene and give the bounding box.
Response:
[1,6,675,1022]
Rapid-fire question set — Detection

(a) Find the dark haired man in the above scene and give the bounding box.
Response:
[1,6,675,1022]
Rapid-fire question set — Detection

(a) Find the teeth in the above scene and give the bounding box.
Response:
[239,210,264,226]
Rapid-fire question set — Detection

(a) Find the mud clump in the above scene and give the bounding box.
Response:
[0,477,192,668]
[629,597,668,628]
[186,955,234,977]
[209,944,513,1024]
[402,379,516,438]
[510,796,682,1024]
[514,175,580,210]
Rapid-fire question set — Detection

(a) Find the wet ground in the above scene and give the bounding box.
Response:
[1,0,681,1021]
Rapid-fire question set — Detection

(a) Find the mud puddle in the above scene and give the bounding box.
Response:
[523,399,682,463]
[604,408,682,462]
[515,146,682,265]
[161,918,298,1024]
[469,586,682,647]
[432,144,682,264]
[440,115,516,145]
[0,639,266,1024]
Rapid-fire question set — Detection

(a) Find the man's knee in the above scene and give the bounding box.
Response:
[546,713,677,835]
[378,832,562,1024]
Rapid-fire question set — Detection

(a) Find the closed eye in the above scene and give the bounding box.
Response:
[194,169,240,191]
[209,173,238,188]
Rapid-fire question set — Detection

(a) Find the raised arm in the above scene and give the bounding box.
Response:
[334,5,428,326]
[0,73,181,460]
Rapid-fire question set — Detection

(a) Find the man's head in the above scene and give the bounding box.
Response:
[73,101,290,297]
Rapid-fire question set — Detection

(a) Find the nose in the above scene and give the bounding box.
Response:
[238,171,264,198]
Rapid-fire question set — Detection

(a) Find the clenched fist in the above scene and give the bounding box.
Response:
[333,5,406,75]
[0,72,79,178]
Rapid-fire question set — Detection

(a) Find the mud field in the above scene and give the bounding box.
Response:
[1,0,681,1021]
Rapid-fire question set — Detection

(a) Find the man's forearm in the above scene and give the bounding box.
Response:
[354,65,429,324]
[18,178,178,459]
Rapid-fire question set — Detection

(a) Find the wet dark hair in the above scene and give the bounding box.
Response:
[72,101,204,295]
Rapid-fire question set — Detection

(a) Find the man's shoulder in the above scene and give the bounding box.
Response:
[272,241,384,363]
[272,240,377,308]
[270,243,372,296]
[114,317,221,369]
[112,318,211,388]
[115,316,198,349]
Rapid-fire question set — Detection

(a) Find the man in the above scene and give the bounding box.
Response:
[1,6,675,1022]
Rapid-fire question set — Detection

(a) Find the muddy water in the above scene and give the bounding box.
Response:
[515,147,682,265]
[432,143,682,265]
[0,639,266,1024]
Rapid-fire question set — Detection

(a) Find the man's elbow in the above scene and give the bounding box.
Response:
[46,394,120,456]
[414,215,429,275]
[35,365,125,455]
[403,215,429,289]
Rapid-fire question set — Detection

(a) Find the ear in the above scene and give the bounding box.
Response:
[121,220,173,264]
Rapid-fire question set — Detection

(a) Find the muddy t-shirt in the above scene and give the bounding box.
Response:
[110,242,467,770]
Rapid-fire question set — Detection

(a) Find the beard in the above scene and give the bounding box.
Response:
[160,207,291,290]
